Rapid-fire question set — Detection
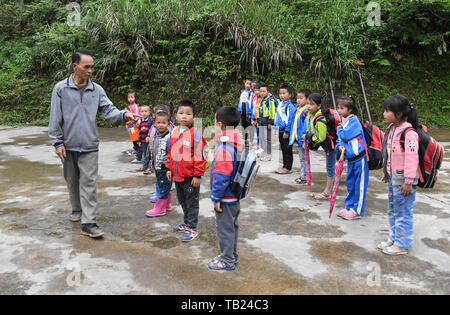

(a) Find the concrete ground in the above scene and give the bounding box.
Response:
[0,125,449,295]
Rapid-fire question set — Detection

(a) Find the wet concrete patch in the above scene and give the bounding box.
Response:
[1,126,449,295]
[421,238,450,256]
[0,273,33,295]
[151,236,180,249]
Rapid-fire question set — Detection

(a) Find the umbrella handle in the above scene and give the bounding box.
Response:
[339,148,345,160]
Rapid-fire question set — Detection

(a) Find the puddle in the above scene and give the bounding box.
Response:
[151,236,180,249]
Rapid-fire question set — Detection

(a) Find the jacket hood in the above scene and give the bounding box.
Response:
[214,129,243,151]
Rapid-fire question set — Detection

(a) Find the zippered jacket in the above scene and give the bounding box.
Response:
[165,126,207,182]
[210,129,243,204]
[49,75,127,152]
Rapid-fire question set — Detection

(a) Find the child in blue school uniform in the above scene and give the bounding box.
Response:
[238,79,253,150]
[275,85,297,174]
[287,89,310,184]
[335,96,369,220]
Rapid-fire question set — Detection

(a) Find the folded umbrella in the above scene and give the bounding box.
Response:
[304,140,314,198]
[329,148,346,218]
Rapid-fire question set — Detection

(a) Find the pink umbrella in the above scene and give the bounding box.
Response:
[304,141,314,198]
[329,148,346,218]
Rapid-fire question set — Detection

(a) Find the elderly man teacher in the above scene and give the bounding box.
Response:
[49,49,140,238]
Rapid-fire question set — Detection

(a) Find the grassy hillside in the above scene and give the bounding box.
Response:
[0,0,449,127]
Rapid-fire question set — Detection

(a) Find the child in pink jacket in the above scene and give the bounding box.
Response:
[379,95,419,256]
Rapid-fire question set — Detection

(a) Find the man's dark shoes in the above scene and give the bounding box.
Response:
[70,211,82,222]
[81,223,104,238]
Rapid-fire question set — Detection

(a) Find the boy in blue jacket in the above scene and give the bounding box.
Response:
[275,85,297,174]
[238,79,253,150]
[288,89,310,184]
[208,106,243,271]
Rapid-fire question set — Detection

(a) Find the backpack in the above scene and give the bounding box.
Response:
[399,125,444,188]
[223,144,260,200]
[312,108,341,150]
[357,120,384,170]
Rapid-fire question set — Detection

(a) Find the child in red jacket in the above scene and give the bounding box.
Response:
[166,100,207,242]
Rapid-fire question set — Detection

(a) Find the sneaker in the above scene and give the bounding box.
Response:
[81,223,104,238]
[131,159,143,164]
[181,227,199,242]
[173,223,188,233]
[294,178,307,185]
[69,211,82,222]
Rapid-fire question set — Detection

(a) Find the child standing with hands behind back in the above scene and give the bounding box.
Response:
[378,95,419,256]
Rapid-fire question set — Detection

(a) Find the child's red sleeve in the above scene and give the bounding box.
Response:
[165,134,175,172]
[193,134,207,177]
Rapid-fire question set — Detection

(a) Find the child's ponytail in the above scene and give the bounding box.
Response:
[407,103,419,130]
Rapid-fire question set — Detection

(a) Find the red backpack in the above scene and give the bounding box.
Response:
[357,121,385,170]
[400,125,444,188]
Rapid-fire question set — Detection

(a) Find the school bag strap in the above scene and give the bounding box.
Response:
[356,136,370,162]
[313,114,335,150]
[194,128,211,170]
[399,126,424,183]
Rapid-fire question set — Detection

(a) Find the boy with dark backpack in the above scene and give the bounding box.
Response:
[208,106,244,271]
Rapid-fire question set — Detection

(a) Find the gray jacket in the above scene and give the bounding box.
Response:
[48,75,127,152]
[146,129,171,171]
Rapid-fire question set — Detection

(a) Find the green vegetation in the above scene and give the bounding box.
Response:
[0,0,449,127]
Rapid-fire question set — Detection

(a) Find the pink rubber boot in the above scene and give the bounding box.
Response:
[145,198,167,217]
[166,194,172,212]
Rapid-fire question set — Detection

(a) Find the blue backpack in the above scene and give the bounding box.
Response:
[221,143,260,200]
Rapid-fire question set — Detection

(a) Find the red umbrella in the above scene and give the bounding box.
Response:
[304,141,314,198]
[329,148,346,218]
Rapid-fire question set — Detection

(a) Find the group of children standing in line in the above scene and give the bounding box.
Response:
[124,94,242,270]
[239,79,420,256]
[120,83,420,272]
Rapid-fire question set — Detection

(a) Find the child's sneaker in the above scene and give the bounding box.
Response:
[173,223,188,233]
[181,227,199,242]
[294,177,307,185]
